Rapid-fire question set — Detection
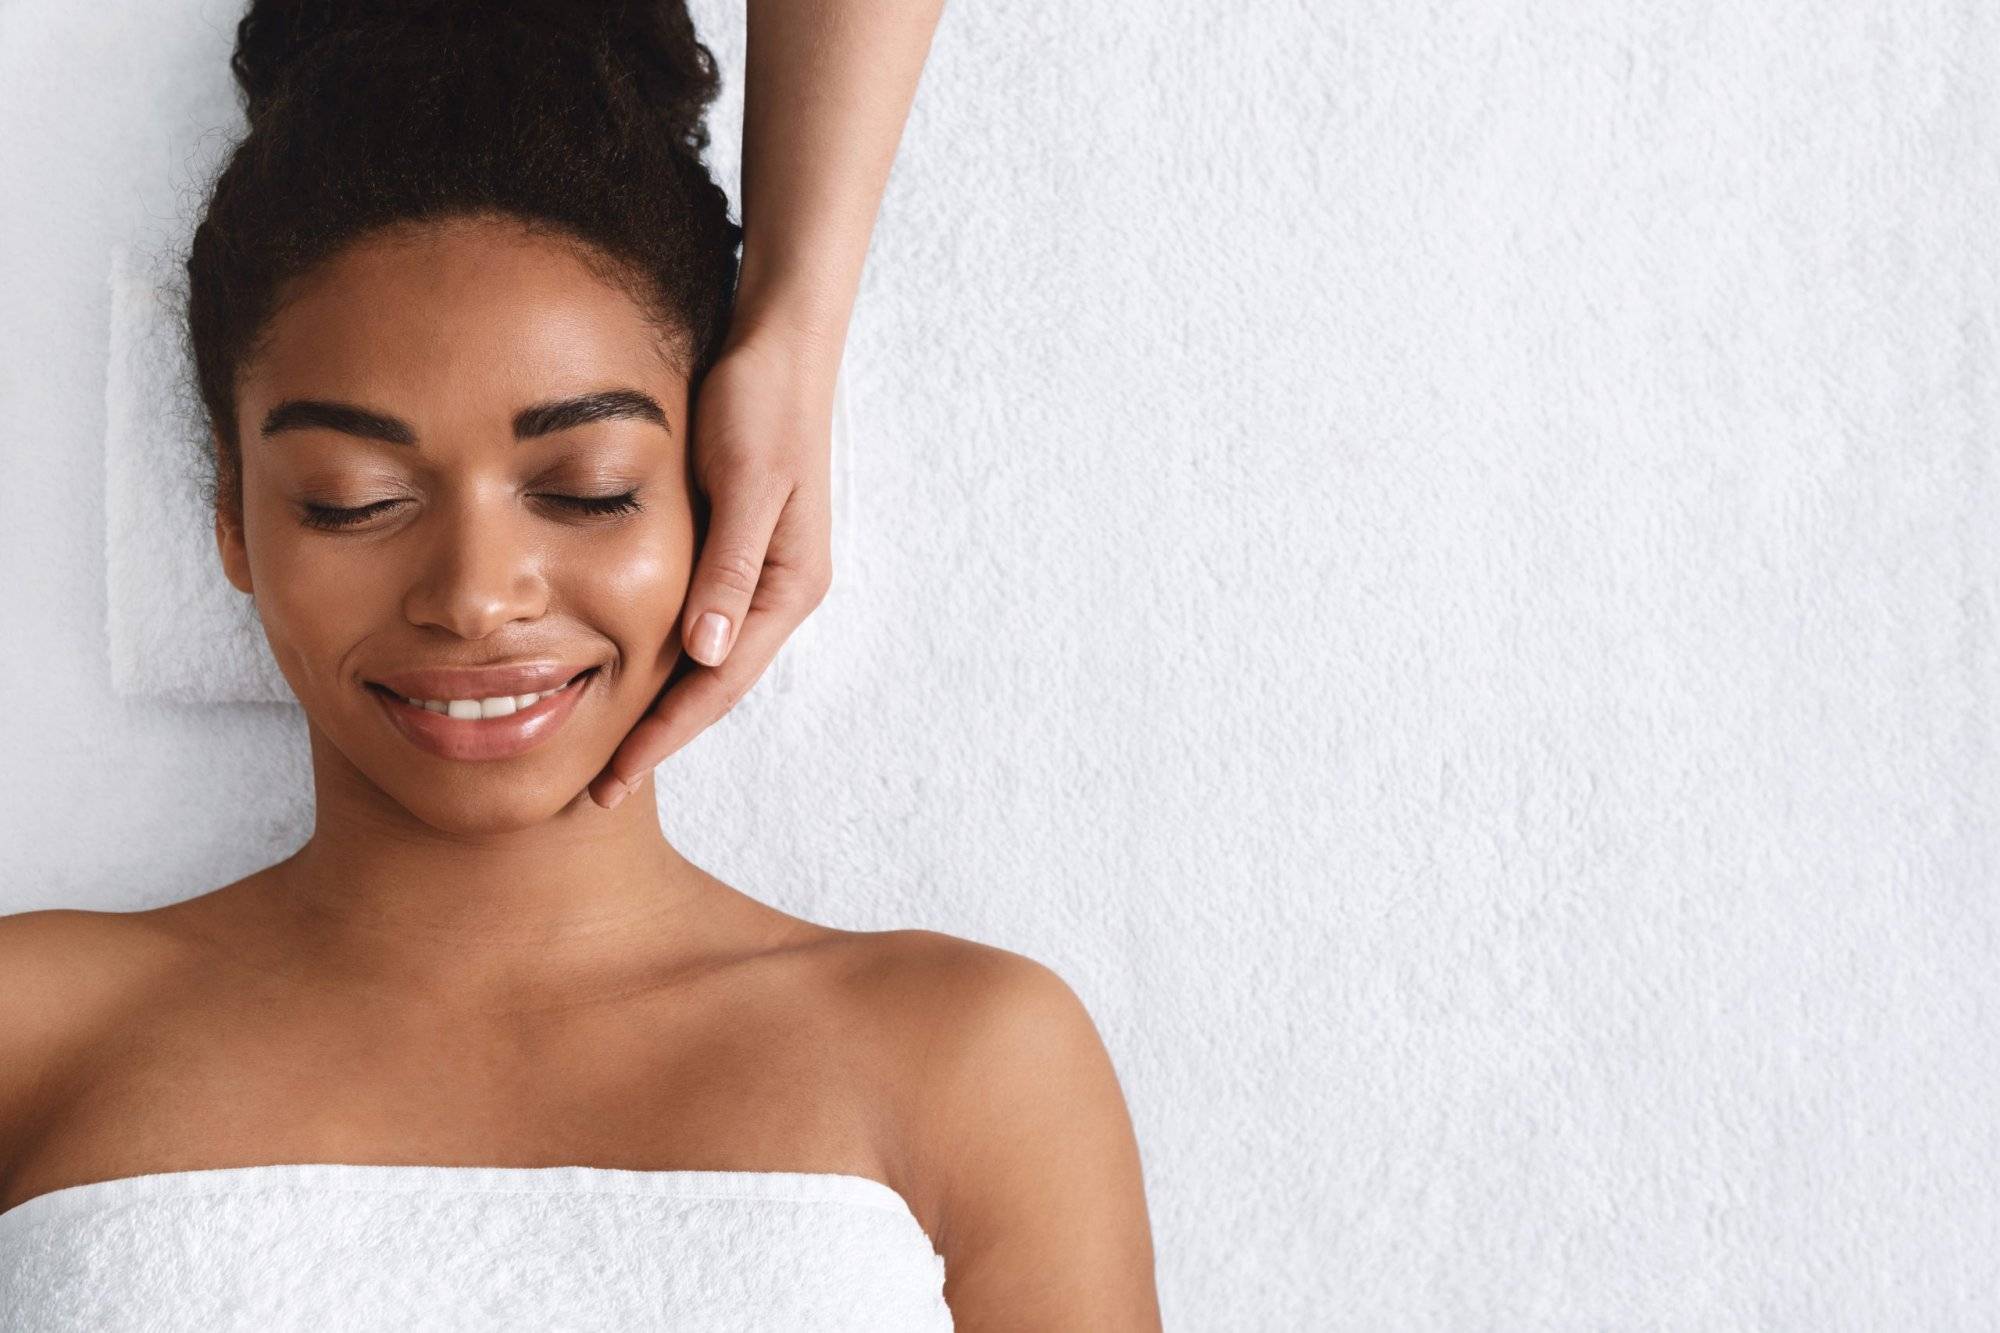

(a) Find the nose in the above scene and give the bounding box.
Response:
[401,487,549,640]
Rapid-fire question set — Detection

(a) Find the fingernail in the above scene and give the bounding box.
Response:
[691,611,730,665]
[604,779,632,811]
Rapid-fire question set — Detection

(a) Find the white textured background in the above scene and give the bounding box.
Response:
[3,0,1998,1326]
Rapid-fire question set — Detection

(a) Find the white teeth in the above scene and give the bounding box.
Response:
[391,674,581,717]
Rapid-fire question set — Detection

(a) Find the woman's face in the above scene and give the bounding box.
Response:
[217,214,697,833]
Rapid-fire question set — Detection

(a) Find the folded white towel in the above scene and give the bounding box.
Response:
[104,243,291,703]
[0,1162,949,1331]
[102,244,854,704]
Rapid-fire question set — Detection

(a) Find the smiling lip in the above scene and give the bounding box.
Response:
[367,661,596,700]
[368,667,598,761]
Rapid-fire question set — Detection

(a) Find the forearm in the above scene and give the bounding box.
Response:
[733,0,947,358]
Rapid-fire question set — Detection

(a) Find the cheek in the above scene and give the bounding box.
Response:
[234,502,384,705]
[559,509,695,674]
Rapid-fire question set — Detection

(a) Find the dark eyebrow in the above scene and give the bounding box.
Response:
[260,399,415,445]
[259,389,669,444]
[513,389,669,439]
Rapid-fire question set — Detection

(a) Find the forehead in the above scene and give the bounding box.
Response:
[241,216,685,406]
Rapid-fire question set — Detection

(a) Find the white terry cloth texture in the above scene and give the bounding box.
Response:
[0,1163,951,1332]
[103,242,856,705]
[7,0,2000,1328]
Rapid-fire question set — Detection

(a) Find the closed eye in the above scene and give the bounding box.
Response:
[299,490,645,531]
[300,499,401,530]
[548,490,643,518]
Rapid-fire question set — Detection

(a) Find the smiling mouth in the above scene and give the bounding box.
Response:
[365,666,597,719]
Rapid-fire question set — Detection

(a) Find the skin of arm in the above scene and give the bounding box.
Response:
[592,0,948,807]
[912,946,1165,1329]
[734,0,949,352]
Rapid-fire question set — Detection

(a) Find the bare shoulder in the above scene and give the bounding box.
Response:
[829,928,1162,1331]
[0,908,137,1043]
[0,910,174,1145]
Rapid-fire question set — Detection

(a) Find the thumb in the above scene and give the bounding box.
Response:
[683,474,789,666]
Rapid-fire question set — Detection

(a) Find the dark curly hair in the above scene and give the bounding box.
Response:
[184,0,743,521]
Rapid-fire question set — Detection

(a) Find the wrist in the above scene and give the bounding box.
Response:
[728,251,854,362]
[715,306,845,412]
[725,299,844,367]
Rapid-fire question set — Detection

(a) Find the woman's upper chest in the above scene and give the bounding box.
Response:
[1,918,940,1231]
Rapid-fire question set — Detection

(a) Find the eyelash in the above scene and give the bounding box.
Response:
[300,490,643,531]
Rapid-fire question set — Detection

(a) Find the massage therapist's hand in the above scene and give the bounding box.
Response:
[589,323,837,810]
[586,0,948,811]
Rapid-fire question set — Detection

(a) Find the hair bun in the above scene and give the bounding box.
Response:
[231,0,437,118]
[231,0,721,155]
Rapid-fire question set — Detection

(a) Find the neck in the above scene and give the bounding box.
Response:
[235,727,741,1015]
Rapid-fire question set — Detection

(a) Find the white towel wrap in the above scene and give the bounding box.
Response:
[0,1162,951,1331]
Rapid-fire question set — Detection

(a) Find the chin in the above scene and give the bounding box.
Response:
[384,777,598,836]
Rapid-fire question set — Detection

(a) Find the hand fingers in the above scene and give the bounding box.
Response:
[589,562,824,808]
[680,463,792,668]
